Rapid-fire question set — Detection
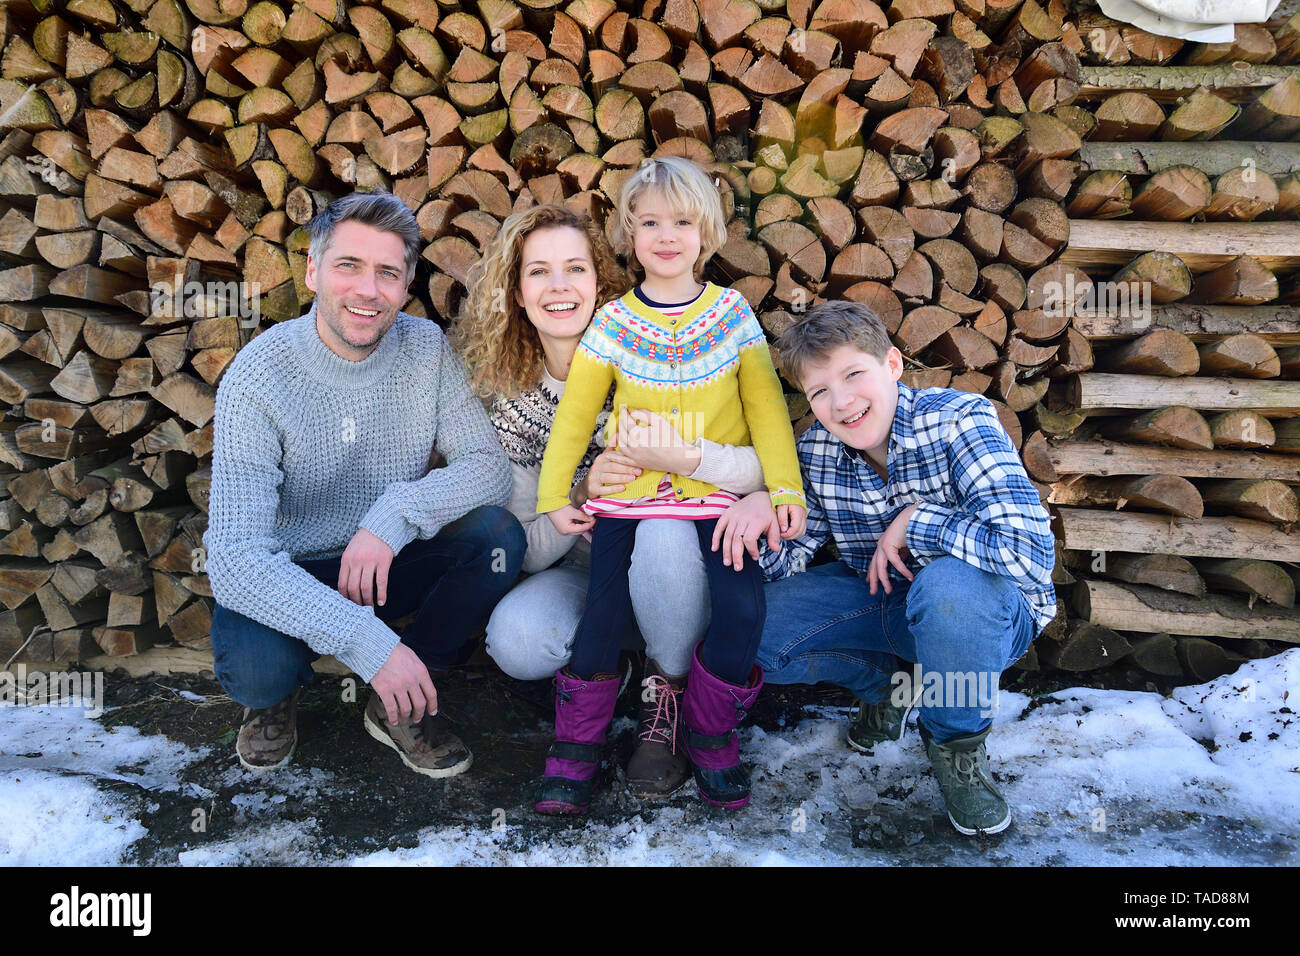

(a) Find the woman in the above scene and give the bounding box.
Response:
[452,204,765,799]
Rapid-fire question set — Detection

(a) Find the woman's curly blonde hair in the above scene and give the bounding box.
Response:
[453,204,630,400]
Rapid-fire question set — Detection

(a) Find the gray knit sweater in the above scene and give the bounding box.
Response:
[204,304,510,682]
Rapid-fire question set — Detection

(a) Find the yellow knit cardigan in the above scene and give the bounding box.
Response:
[536,284,805,515]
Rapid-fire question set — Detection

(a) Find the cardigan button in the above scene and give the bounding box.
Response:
[670,407,679,415]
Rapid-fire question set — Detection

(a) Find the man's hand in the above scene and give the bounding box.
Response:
[617,407,700,475]
[574,446,642,506]
[338,527,395,607]
[776,504,807,540]
[547,504,595,535]
[712,491,780,571]
[867,504,917,595]
[370,641,438,725]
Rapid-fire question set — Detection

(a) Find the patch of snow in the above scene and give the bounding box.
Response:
[177,820,324,866]
[0,705,204,865]
[3,652,1298,865]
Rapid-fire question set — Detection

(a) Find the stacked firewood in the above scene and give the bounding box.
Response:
[1012,5,1300,684]
[0,0,1294,682]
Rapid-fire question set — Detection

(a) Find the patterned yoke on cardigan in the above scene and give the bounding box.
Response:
[536,283,805,516]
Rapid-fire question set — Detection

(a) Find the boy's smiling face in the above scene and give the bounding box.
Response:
[800,344,904,465]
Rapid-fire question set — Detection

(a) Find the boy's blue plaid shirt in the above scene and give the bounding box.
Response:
[760,383,1057,634]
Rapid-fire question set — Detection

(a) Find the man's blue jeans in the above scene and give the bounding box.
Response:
[756,556,1038,742]
[212,506,525,709]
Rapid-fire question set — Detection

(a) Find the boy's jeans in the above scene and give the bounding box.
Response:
[757,555,1038,743]
[212,506,525,709]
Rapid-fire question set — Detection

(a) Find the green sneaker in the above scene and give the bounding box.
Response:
[924,727,1011,835]
[846,686,917,753]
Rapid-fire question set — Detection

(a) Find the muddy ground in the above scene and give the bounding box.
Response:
[82,656,1255,865]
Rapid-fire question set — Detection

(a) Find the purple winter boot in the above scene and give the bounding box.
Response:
[534,669,621,815]
[682,645,765,810]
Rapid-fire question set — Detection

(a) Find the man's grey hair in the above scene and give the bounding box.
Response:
[307,191,421,283]
[774,300,895,389]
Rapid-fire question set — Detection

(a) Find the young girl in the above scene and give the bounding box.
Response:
[534,157,807,814]
[453,203,768,800]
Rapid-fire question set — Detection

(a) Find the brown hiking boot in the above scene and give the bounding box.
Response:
[626,660,688,798]
[363,693,473,778]
[236,688,300,772]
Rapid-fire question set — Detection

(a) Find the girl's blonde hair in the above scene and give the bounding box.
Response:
[452,204,630,400]
[611,156,727,277]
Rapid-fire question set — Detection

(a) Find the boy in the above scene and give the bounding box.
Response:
[716,300,1055,834]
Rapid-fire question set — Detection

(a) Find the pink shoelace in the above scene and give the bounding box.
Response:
[638,676,682,754]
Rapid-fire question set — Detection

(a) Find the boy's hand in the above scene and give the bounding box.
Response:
[547,504,595,536]
[776,503,806,540]
[712,491,780,571]
[867,504,917,595]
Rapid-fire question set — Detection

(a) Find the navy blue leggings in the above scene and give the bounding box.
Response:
[567,516,764,686]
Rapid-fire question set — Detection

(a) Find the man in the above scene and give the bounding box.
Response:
[205,191,524,776]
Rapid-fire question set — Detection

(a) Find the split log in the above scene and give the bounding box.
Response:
[1208,410,1275,450]
[1196,558,1295,608]
[1047,473,1203,518]
[1072,304,1300,347]
[1076,64,1300,103]
[1022,434,1300,483]
[1077,140,1300,178]
[1191,257,1279,307]
[1036,619,1131,671]
[1062,222,1300,274]
[1197,334,1281,379]
[1109,251,1189,306]
[1056,507,1300,562]
[1099,406,1212,451]
[1094,329,1198,377]
[1069,372,1300,418]
[1096,552,1207,597]
[1199,478,1299,525]
[1127,633,1185,678]
[1075,579,1300,643]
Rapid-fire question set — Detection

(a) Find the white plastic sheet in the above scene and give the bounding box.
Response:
[1096,0,1283,41]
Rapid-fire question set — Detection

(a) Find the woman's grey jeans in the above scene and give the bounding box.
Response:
[485,518,710,679]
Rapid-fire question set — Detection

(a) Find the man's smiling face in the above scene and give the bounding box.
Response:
[305,219,411,361]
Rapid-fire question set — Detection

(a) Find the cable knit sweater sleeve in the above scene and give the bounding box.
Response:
[205,377,404,682]
[359,331,511,553]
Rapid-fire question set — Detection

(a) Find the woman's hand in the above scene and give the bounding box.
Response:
[546,504,596,536]
[712,491,781,571]
[617,407,702,475]
[572,447,642,506]
[775,504,807,540]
